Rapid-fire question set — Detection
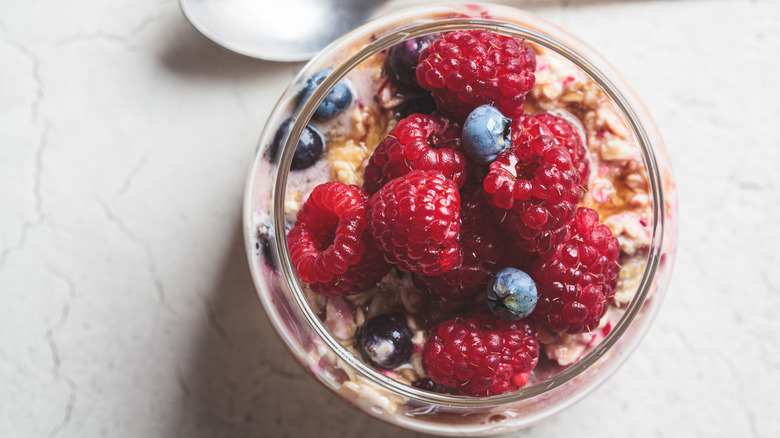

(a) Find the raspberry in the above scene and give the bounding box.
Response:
[415,186,504,300]
[368,170,461,276]
[362,113,470,194]
[483,129,584,252]
[516,112,590,183]
[288,182,376,293]
[531,207,621,334]
[423,312,539,396]
[309,232,392,296]
[416,30,536,119]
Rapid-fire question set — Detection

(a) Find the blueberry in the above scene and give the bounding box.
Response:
[255,216,291,269]
[299,69,353,121]
[256,219,274,267]
[385,34,439,91]
[462,105,512,165]
[412,378,458,395]
[486,268,538,321]
[396,94,437,119]
[357,313,413,370]
[266,118,325,170]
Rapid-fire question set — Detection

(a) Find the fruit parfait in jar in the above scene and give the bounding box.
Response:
[245,3,677,435]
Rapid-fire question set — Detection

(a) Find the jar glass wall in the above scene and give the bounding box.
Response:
[244,3,677,435]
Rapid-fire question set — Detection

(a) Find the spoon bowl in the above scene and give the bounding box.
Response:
[180,0,389,61]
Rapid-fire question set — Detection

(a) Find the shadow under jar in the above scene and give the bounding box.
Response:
[243,3,678,435]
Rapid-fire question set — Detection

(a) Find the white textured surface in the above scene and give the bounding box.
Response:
[1,0,779,437]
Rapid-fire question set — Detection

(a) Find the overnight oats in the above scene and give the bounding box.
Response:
[244,3,677,435]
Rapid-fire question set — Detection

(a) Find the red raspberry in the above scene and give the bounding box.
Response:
[423,312,539,396]
[416,30,536,119]
[483,129,584,252]
[532,207,621,334]
[415,186,504,300]
[363,113,470,194]
[368,170,461,276]
[516,112,590,183]
[288,182,389,296]
[310,232,392,296]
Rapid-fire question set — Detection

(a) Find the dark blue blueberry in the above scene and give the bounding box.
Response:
[412,378,458,395]
[486,268,538,321]
[462,105,512,165]
[396,93,437,119]
[265,118,325,170]
[255,216,290,269]
[299,69,353,121]
[385,34,439,91]
[357,313,413,370]
[255,218,275,267]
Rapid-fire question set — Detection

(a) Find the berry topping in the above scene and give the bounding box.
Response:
[423,312,539,396]
[266,118,325,171]
[309,231,392,297]
[288,182,389,297]
[299,70,353,121]
[385,34,439,91]
[362,113,470,194]
[532,207,621,334]
[416,30,536,119]
[483,131,584,252]
[287,182,368,285]
[412,378,458,394]
[462,105,511,164]
[486,268,538,321]
[415,186,504,300]
[357,314,414,369]
[516,112,590,183]
[368,170,462,276]
[255,215,291,269]
[255,216,275,267]
[396,94,437,119]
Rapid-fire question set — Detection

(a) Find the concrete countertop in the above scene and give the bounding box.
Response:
[1,0,778,436]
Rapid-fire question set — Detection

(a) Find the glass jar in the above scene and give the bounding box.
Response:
[243,3,677,435]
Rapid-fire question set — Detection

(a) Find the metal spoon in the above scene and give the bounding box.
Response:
[179,0,389,62]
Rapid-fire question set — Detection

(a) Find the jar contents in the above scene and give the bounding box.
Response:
[258,26,652,400]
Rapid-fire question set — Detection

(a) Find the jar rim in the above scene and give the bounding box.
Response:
[255,7,666,409]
